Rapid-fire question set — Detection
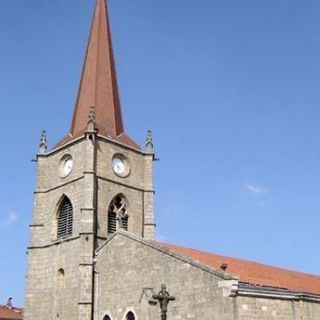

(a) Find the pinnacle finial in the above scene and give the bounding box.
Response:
[6,297,13,309]
[87,106,96,131]
[146,129,154,154]
[39,130,47,154]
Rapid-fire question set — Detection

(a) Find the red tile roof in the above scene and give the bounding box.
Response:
[0,306,23,320]
[159,243,320,295]
[55,0,139,150]
[53,131,140,151]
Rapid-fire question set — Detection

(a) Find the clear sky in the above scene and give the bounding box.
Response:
[0,0,319,306]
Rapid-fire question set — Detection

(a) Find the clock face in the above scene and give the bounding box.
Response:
[60,155,73,177]
[112,157,126,175]
[112,154,130,177]
[63,158,73,176]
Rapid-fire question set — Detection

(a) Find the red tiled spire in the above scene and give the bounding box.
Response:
[56,0,139,149]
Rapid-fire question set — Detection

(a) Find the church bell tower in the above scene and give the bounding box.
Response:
[24,1,155,319]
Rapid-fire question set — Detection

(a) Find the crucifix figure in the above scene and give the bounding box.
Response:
[153,284,176,320]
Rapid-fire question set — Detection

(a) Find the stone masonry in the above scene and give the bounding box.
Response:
[24,132,155,320]
[96,231,320,320]
[24,1,320,319]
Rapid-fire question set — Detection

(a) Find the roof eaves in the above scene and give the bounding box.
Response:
[238,282,320,302]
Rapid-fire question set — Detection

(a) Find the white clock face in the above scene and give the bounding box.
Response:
[63,158,73,176]
[60,156,73,177]
[111,154,130,177]
[112,157,126,175]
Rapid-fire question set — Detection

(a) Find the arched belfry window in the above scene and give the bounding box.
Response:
[126,312,135,320]
[103,316,111,320]
[108,194,128,235]
[57,196,73,239]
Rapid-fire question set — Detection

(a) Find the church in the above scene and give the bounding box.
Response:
[24,0,320,319]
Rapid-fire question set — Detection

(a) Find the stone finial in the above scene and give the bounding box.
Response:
[6,297,13,309]
[146,129,154,154]
[87,106,96,131]
[39,130,47,154]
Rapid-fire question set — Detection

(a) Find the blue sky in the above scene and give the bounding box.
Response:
[0,0,320,306]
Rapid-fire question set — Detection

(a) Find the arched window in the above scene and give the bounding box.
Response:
[108,195,128,235]
[57,196,73,239]
[103,316,111,320]
[126,312,135,320]
[57,268,65,286]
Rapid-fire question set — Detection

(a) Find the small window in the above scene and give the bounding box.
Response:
[57,268,65,286]
[57,196,73,239]
[103,316,111,320]
[108,195,128,235]
[126,312,135,320]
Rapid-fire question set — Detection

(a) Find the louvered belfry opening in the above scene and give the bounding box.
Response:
[108,195,128,235]
[57,196,73,239]
[121,214,128,231]
[126,312,135,320]
[108,210,117,235]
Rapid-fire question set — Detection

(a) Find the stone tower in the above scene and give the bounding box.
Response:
[24,1,155,319]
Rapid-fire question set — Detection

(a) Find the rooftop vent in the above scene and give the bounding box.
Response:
[220,263,228,272]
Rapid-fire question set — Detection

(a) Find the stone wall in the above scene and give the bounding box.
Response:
[95,137,155,240]
[96,233,231,320]
[25,135,155,320]
[24,239,82,320]
[25,135,320,320]
[25,139,91,320]
[235,296,320,320]
[96,232,320,320]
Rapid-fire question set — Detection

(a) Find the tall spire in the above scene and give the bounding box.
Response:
[55,0,139,149]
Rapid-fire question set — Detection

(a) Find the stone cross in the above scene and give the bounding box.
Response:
[153,284,175,320]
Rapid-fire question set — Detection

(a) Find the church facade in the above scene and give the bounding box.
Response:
[24,1,320,319]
